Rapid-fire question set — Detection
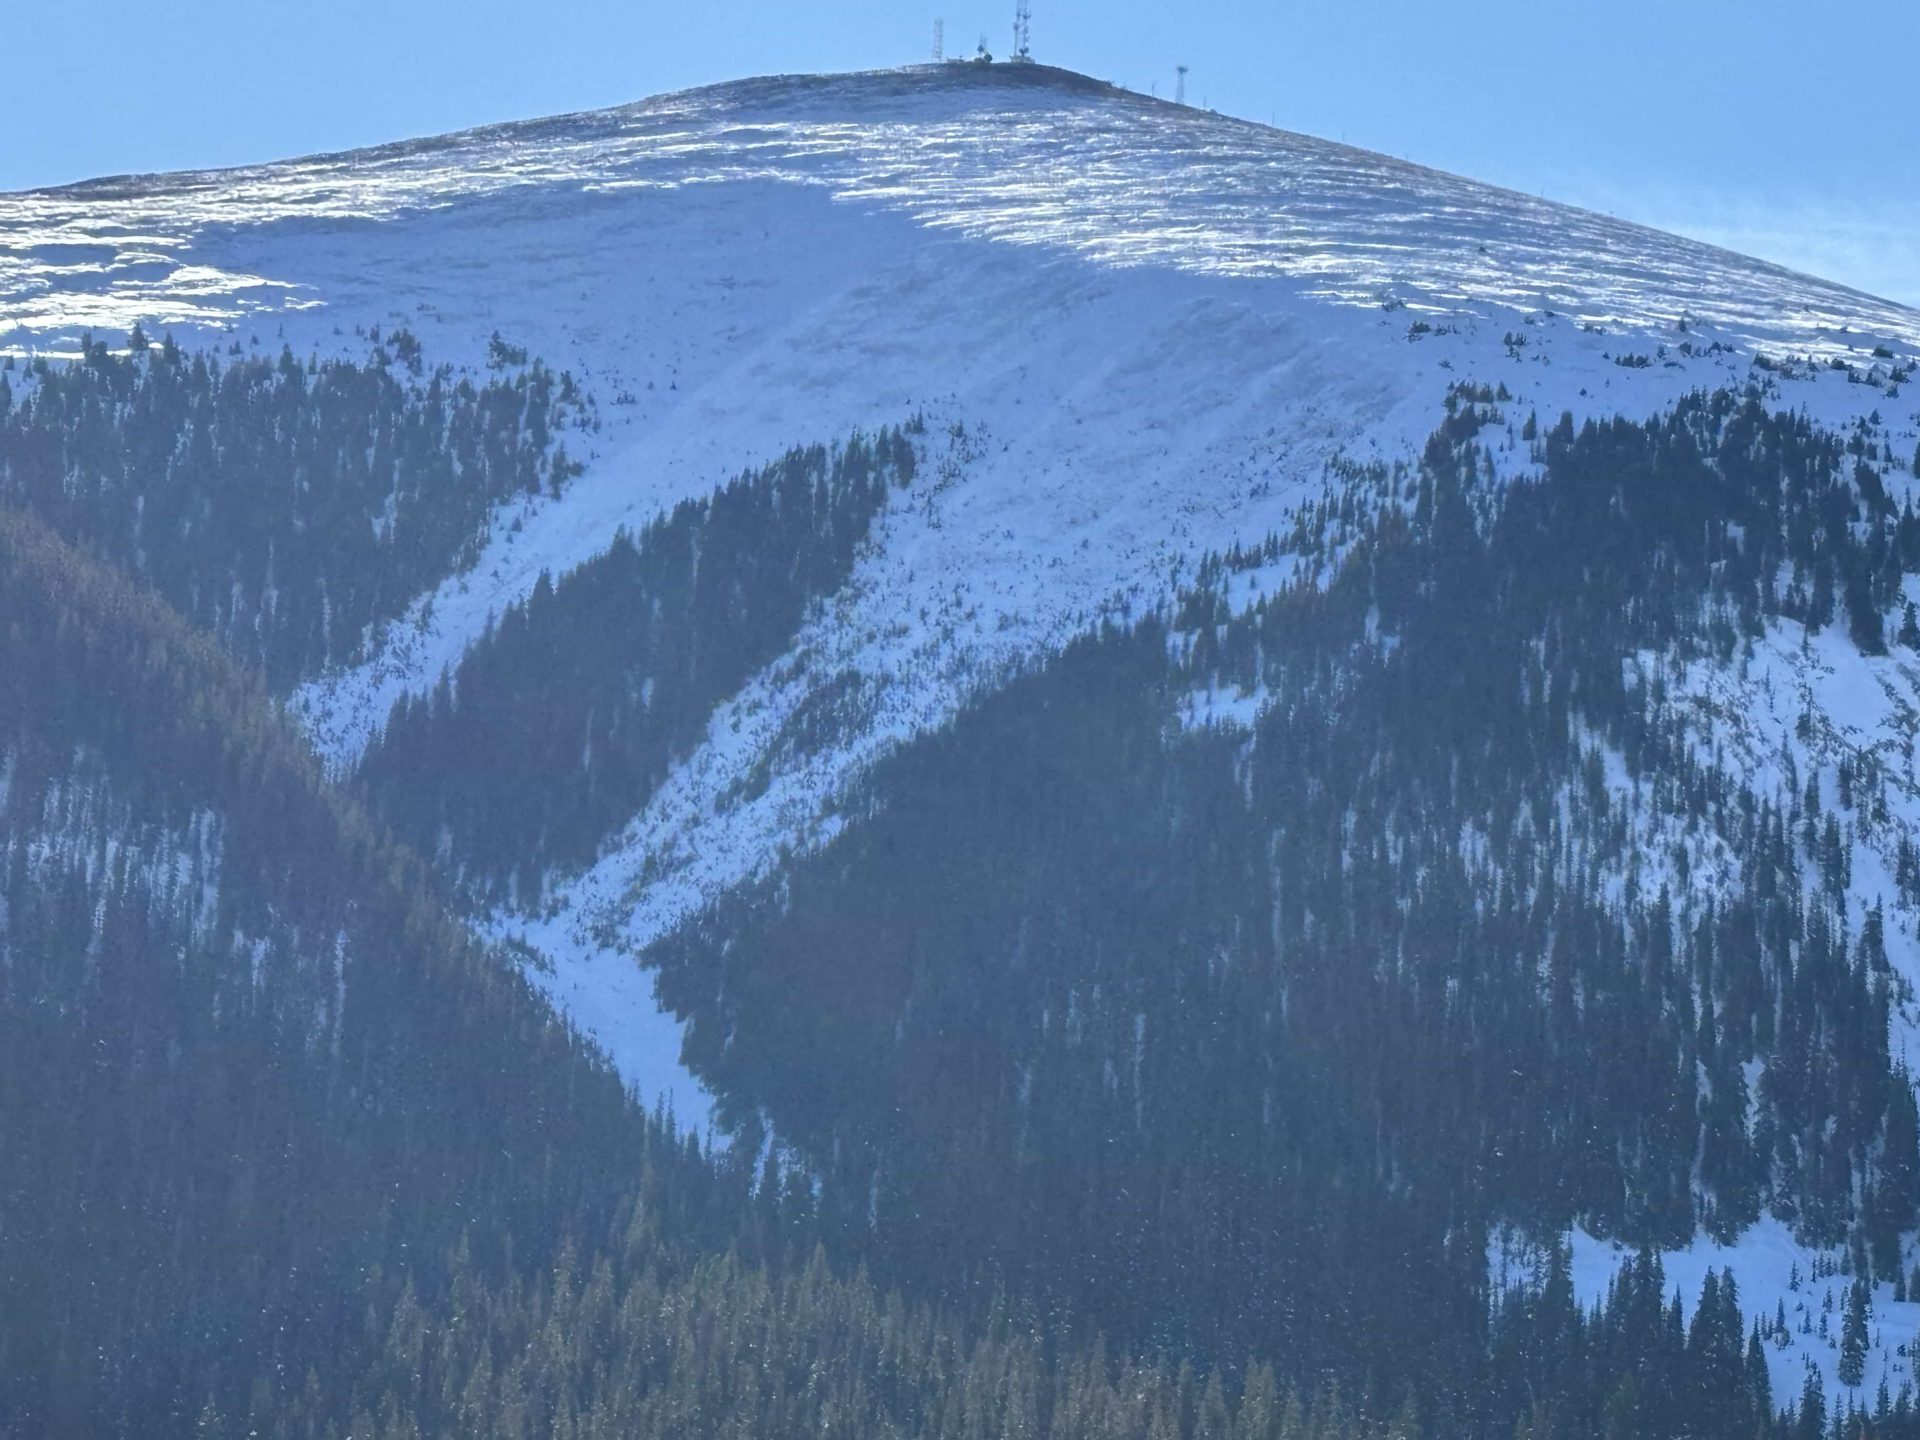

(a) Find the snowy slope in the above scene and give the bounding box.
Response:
[1494,1218,1920,1411]
[5,65,1916,357]
[8,64,1920,1336]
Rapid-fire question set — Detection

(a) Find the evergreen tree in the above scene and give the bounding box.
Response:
[1840,1280,1871,1388]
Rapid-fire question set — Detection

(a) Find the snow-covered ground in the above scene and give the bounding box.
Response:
[7,64,1920,1265]
[5,66,1916,358]
[1495,1218,1920,1410]
[1464,492,1920,1413]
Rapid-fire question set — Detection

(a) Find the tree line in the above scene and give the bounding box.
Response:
[0,329,588,686]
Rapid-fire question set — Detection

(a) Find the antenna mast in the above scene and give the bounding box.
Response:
[1175,64,1189,105]
[1012,0,1032,61]
[932,17,944,62]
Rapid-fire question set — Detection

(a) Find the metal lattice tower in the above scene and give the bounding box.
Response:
[932,17,944,62]
[1175,64,1189,105]
[1012,0,1032,61]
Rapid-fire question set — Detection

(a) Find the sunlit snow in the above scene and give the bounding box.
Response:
[7,65,1920,1214]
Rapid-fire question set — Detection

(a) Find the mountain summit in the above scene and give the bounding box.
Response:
[7,63,1920,1435]
[6,62,1914,352]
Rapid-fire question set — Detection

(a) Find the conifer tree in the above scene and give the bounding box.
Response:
[1840,1279,1871,1388]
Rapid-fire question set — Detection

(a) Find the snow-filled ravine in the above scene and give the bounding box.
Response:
[8,63,1920,1306]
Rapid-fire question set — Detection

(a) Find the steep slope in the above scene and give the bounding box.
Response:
[6,502,1255,1440]
[10,61,1920,1426]
[2,466,1808,1437]
[6,71,1910,811]
[0,505,651,1428]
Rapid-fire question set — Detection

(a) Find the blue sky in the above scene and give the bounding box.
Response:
[12,1,1919,303]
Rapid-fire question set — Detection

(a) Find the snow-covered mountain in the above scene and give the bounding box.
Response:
[10,61,1920,1415]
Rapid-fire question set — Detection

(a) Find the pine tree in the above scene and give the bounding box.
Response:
[1840,1278,1871,1388]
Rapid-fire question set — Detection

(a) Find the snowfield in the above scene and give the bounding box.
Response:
[5,65,1916,356]
[8,61,1920,1366]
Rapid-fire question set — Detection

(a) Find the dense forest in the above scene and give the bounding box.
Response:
[647,387,1920,1416]
[0,329,587,684]
[0,496,1802,1440]
[9,323,1920,1437]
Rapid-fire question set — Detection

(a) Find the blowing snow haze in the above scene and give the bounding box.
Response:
[6,58,1920,1440]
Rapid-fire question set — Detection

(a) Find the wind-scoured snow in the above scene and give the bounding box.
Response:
[4,66,1917,357]
[6,64,1919,1156]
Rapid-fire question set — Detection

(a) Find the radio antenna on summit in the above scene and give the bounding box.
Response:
[1175,64,1189,105]
[932,17,944,62]
[1012,0,1032,61]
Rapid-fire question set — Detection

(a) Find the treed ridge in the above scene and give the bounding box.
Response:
[359,426,915,902]
[14,329,1920,1436]
[647,387,1920,1423]
[3,495,1764,1440]
[0,331,587,686]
